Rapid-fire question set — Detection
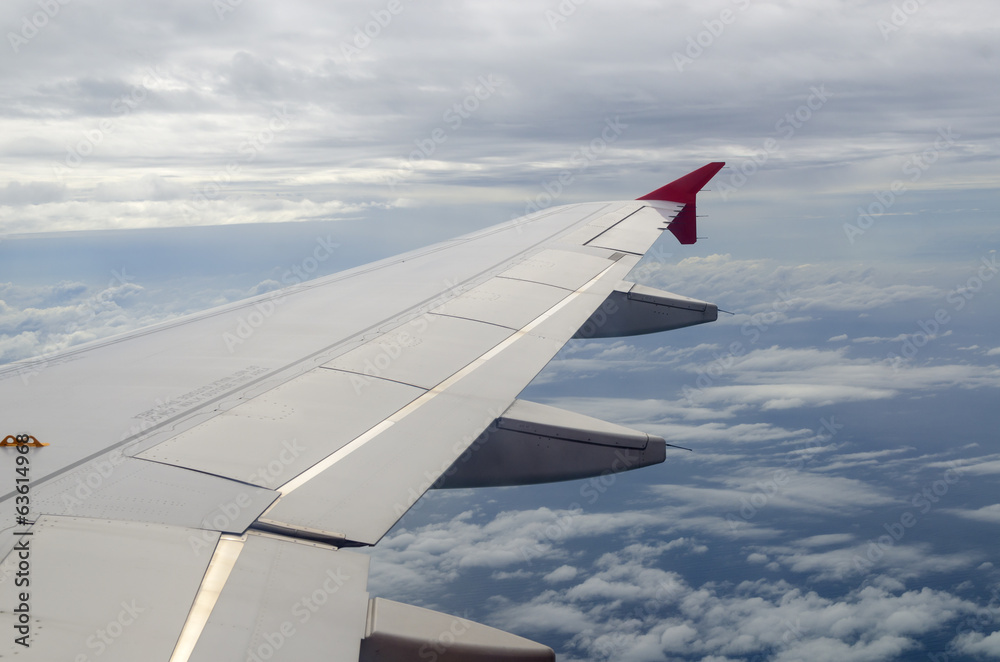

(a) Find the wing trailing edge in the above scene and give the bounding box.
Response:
[637,161,725,244]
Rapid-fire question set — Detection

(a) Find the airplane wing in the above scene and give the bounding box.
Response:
[0,162,724,661]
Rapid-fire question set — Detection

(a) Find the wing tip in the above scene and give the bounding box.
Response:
[636,162,725,204]
[637,162,725,245]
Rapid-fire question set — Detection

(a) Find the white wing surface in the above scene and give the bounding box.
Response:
[0,163,724,660]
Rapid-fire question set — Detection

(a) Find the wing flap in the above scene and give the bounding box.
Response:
[255,332,570,545]
[255,254,639,545]
[0,516,218,657]
[30,456,278,532]
[322,314,514,389]
[431,278,569,329]
[188,532,371,662]
[136,369,424,489]
[497,247,618,290]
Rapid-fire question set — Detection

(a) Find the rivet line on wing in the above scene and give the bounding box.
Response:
[168,534,246,662]
[272,260,620,498]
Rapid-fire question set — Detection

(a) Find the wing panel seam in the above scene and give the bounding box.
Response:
[582,206,648,247]
[168,534,246,662]
[262,257,622,508]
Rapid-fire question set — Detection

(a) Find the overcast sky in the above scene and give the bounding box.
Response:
[1,0,996,242]
[2,1,999,660]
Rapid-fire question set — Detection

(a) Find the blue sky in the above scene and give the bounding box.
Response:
[2,0,999,660]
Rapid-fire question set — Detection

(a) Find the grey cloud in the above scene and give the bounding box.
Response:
[953,630,1000,657]
[0,181,68,205]
[941,504,1000,524]
[0,0,995,235]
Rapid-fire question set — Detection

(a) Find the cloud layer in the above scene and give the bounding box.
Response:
[1,0,997,244]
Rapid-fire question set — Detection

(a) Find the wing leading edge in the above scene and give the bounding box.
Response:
[0,162,724,661]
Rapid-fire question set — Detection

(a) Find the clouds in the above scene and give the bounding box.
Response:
[638,254,949,314]
[752,539,983,584]
[651,471,896,521]
[953,630,1000,657]
[367,494,992,662]
[0,0,996,239]
[542,337,1000,421]
[0,268,254,362]
[0,279,149,362]
[544,564,579,584]
[943,504,1000,524]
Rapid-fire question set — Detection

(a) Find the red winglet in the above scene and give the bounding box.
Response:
[637,162,725,244]
[638,162,725,204]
